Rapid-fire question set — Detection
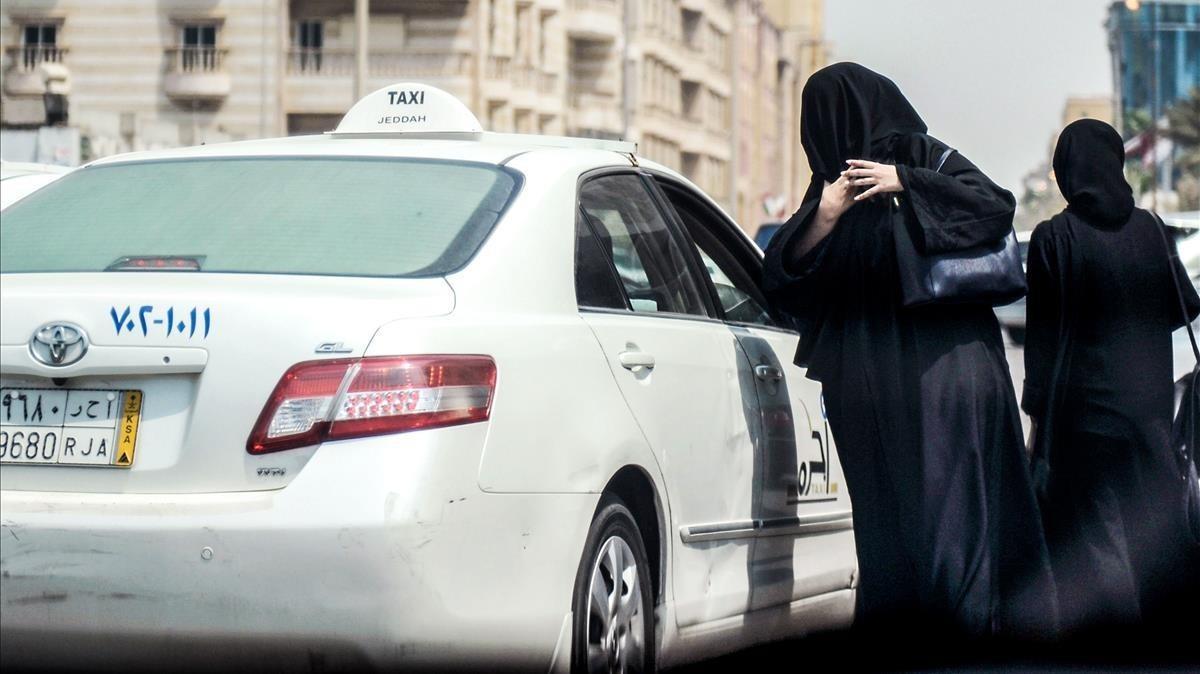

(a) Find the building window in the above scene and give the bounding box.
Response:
[19,22,62,69]
[23,23,56,47]
[488,1,498,52]
[295,20,324,72]
[538,12,551,67]
[515,4,529,64]
[179,23,219,72]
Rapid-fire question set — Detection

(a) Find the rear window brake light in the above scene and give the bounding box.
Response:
[106,255,204,271]
[247,355,496,455]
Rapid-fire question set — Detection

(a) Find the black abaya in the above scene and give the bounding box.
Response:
[1023,119,1200,634]
[763,63,1057,638]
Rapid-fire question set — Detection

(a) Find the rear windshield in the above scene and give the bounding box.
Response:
[0,157,520,277]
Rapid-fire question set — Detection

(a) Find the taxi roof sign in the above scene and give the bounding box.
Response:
[334,82,483,136]
[331,81,638,155]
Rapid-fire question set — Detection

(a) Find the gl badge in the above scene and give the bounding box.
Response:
[29,322,89,367]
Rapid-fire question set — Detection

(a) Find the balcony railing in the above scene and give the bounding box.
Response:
[568,90,617,109]
[569,0,618,9]
[5,45,68,72]
[567,0,621,41]
[485,55,511,80]
[514,64,540,89]
[164,46,231,100]
[539,71,558,94]
[373,51,472,78]
[287,48,472,79]
[166,46,228,73]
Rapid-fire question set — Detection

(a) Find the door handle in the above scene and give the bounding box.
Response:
[618,351,656,370]
[754,364,784,382]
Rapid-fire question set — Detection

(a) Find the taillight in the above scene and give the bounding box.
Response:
[247,355,496,455]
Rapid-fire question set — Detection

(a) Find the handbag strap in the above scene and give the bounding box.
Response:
[1152,212,1200,363]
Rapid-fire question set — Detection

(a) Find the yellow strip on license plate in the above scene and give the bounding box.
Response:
[115,390,142,467]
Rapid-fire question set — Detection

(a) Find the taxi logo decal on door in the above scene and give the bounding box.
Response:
[789,391,839,503]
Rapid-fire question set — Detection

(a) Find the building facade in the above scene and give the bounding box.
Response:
[0,0,825,233]
[1061,95,1115,128]
[1106,0,1200,210]
[1107,0,1200,136]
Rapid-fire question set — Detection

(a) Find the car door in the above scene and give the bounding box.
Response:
[651,176,857,612]
[574,170,763,627]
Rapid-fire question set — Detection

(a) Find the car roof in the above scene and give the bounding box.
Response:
[84,134,585,167]
[0,173,68,210]
[0,161,72,180]
[77,131,705,213]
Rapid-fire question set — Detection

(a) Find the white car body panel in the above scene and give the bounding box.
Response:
[0,84,855,671]
[1,434,596,670]
[0,161,72,210]
[729,325,856,605]
[581,310,759,627]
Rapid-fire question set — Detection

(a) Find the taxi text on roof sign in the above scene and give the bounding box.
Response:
[332,81,639,155]
[334,82,484,136]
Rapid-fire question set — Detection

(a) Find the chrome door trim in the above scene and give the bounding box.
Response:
[679,510,854,544]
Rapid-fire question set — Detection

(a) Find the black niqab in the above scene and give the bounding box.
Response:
[764,62,1058,638]
[1052,119,1135,228]
[800,62,928,183]
[1026,119,1200,631]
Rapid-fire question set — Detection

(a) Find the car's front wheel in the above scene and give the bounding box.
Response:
[571,495,655,674]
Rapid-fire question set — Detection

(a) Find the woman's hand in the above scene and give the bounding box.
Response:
[818,173,858,222]
[844,159,904,201]
[794,174,857,258]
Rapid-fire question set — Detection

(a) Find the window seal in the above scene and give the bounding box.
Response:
[579,306,727,327]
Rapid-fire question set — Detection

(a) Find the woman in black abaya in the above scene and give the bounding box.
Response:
[1024,119,1200,636]
[763,63,1057,639]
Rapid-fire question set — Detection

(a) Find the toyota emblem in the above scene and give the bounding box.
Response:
[29,322,89,367]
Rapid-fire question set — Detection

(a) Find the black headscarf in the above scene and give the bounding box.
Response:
[801,62,928,183]
[1052,118,1135,227]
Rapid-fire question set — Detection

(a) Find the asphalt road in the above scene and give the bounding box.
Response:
[674,629,1200,672]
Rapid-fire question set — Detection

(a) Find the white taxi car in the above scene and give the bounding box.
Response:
[0,84,856,672]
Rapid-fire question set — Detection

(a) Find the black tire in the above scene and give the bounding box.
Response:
[570,495,656,674]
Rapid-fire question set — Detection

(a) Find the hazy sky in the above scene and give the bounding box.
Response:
[825,0,1116,193]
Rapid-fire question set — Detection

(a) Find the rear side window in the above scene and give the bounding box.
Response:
[0,157,519,277]
[578,174,710,317]
[575,215,627,310]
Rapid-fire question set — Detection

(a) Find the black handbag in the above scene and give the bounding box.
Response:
[893,147,1027,308]
[1154,214,1200,547]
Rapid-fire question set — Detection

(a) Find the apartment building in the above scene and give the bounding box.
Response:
[0,0,825,233]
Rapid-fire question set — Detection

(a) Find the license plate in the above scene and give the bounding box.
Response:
[0,388,143,468]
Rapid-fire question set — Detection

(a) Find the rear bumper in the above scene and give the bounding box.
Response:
[0,428,597,671]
